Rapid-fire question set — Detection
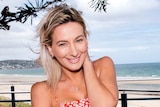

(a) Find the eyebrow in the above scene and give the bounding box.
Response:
[75,35,84,39]
[56,40,67,45]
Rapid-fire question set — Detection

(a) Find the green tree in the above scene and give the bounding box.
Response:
[0,0,108,30]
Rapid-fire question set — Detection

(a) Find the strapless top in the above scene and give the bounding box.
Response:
[61,98,90,107]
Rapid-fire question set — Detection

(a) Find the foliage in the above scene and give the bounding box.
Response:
[89,0,108,12]
[0,96,31,107]
[0,0,62,30]
[0,0,108,30]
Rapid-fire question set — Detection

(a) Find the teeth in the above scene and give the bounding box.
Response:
[69,58,79,63]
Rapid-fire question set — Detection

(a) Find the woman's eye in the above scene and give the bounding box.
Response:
[58,43,66,47]
[76,39,83,43]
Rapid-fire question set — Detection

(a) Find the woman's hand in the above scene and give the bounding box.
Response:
[83,52,93,71]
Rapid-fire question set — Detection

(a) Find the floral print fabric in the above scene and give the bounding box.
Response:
[62,98,90,107]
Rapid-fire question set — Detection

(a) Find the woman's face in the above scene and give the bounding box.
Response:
[48,22,88,71]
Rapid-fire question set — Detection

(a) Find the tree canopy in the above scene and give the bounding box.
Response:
[0,0,108,30]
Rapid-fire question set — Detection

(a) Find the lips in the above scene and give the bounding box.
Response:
[68,57,80,64]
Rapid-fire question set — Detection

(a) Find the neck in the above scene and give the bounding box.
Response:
[60,68,84,83]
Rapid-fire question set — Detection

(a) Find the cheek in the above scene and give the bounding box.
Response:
[79,42,88,53]
[54,48,68,58]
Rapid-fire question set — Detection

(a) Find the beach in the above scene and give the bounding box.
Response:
[0,75,160,107]
[117,79,160,107]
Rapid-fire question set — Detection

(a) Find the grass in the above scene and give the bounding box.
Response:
[0,96,31,107]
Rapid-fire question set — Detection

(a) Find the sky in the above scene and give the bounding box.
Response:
[0,0,160,64]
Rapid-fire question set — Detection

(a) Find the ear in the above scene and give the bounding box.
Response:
[46,45,54,57]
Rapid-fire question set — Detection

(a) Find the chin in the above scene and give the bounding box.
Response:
[70,67,82,72]
[67,64,83,72]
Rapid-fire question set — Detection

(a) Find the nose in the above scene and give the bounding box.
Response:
[70,43,79,57]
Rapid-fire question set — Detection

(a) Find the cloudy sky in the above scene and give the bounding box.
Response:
[0,0,160,64]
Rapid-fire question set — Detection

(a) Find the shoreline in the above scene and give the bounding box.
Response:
[0,75,160,107]
[0,74,160,80]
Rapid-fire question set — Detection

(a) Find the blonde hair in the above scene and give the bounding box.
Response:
[36,4,87,88]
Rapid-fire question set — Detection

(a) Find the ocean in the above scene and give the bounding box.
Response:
[0,62,160,79]
[0,62,160,91]
[116,62,160,80]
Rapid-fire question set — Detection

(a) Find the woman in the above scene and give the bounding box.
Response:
[31,4,118,107]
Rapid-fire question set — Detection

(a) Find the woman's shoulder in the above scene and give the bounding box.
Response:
[93,56,115,76]
[93,56,114,67]
[31,81,50,95]
[31,81,55,106]
[31,81,48,89]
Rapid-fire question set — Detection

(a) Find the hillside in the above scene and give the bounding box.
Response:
[0,60,40,70]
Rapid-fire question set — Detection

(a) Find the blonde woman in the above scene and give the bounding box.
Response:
[31,4,118,107]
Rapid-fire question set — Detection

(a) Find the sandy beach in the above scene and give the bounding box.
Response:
[117,79,160,107]
[0,75,160,107]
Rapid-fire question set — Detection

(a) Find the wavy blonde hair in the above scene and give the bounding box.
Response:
[36,4,87,88]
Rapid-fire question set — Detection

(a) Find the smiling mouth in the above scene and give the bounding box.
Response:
[68,57,80,64]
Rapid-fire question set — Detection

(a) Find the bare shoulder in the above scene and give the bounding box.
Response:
[93,56,118,102]
[94,56,118,103]
[93,56,114,71]
[31,81,52,107]
[31,81,49,93]
[31,81,51,99]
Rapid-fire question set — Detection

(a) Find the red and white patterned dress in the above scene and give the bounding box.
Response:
[61,98,91,107]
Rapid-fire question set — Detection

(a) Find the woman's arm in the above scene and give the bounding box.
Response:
[83,55,118,107]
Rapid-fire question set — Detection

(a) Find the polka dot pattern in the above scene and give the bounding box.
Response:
[62,98,91,107]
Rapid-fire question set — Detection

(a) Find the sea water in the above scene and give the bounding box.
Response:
[0,68,44,76]
[115,62,160,90]
[0,62,160,79]
[0,62,160,91]
[116,62,160,80]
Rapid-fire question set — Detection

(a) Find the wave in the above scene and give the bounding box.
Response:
[117,76,160,81]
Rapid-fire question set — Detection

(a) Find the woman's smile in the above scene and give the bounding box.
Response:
[67,56,80,64]
[47,22,88,71]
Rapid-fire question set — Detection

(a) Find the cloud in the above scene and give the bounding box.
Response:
[74,0,160,31]
[108,0,160,14]
[0,0,28,11]
[0,0,160,64]
[0,47,37,60]
[128,46,150,51]
[89,47,119,52]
